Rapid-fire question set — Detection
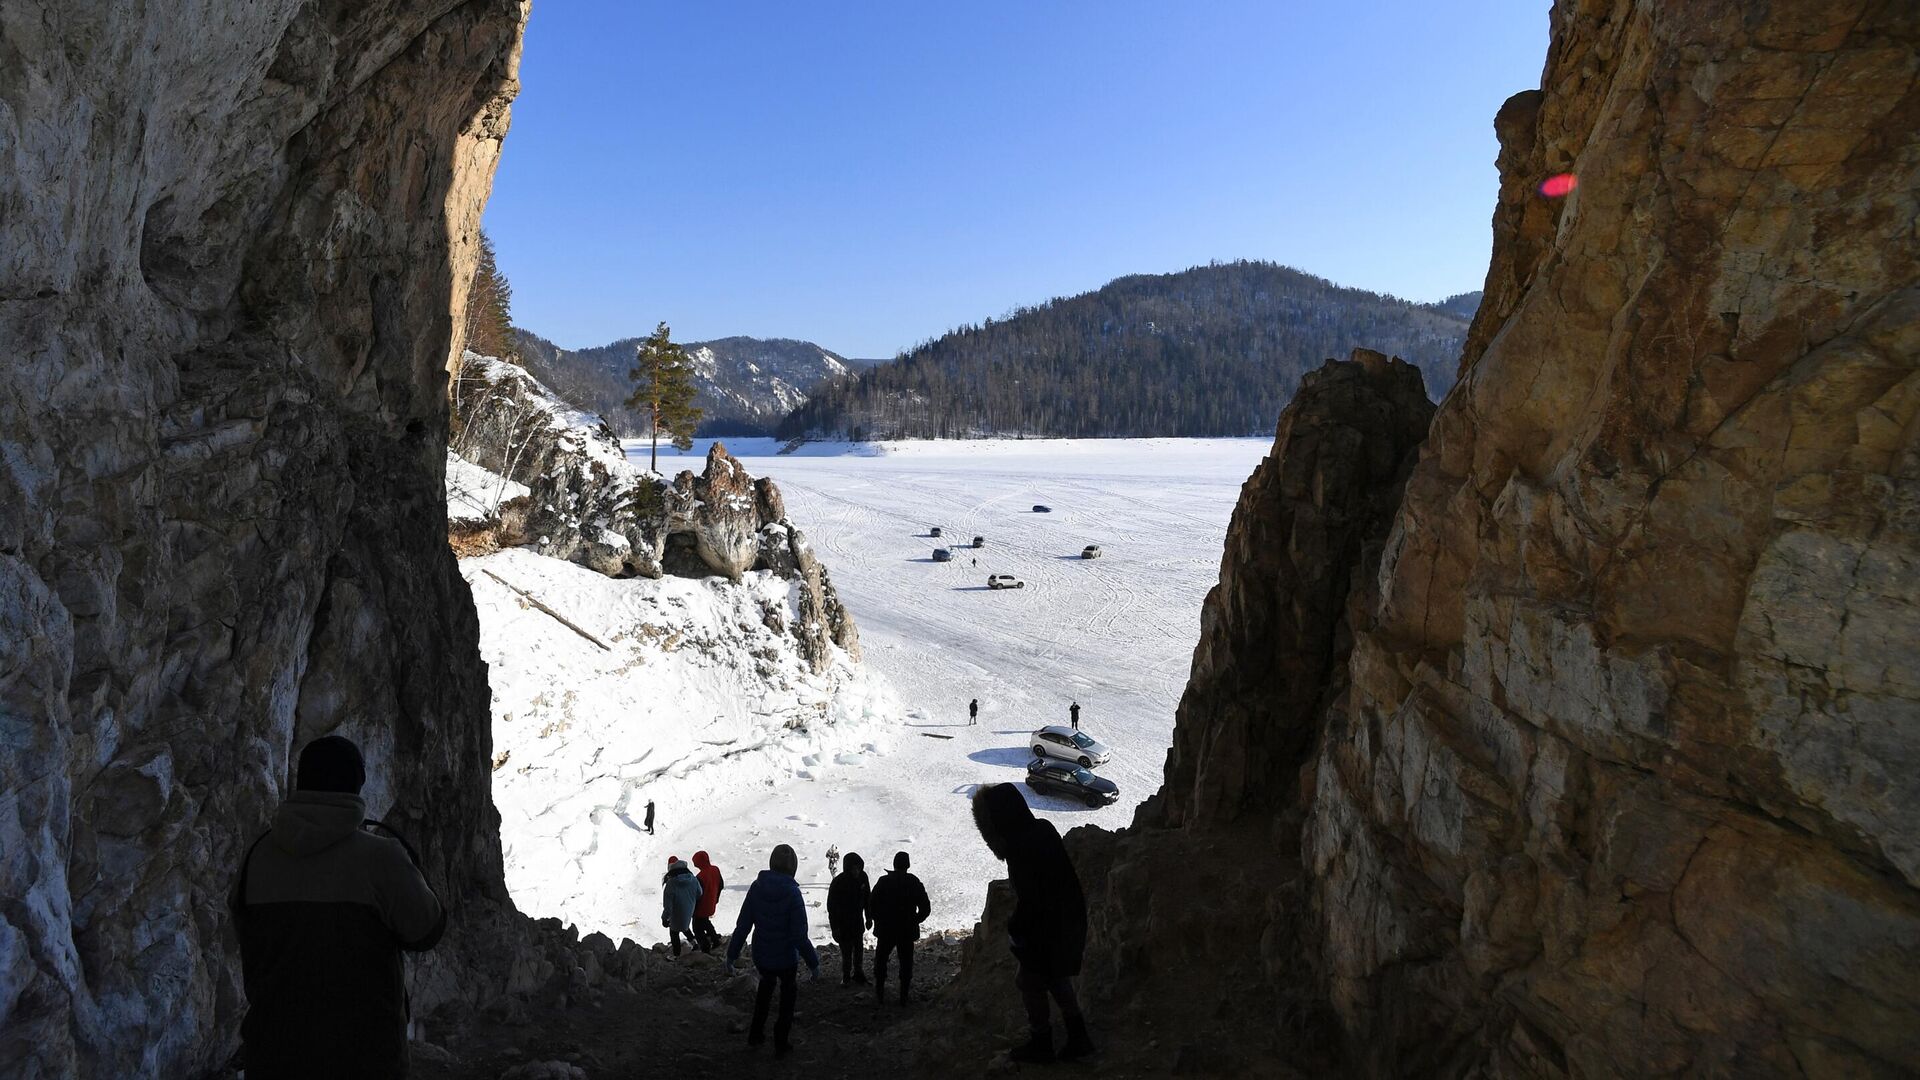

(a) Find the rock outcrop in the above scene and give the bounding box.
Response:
[942,2,1920,1076]
[0,3,528,1076]
[449,352,861,668]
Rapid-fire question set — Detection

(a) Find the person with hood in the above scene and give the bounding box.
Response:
[725,844,821,1056]
[231,735,445,1079]
[972,783,1093,1063]
[866,851,932,1005]
[825,851,872,985]
[661,856,704,956]
[691,850,724,953]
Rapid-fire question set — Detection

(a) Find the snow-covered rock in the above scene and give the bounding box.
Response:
[464,548,897,939]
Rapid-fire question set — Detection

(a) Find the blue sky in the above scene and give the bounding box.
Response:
[486,2,1548,358]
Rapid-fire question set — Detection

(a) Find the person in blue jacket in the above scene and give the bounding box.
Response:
[660,856,704,957]
[725,844,821,1056]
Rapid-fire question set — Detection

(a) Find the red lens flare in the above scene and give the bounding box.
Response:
[1539,173,1578,198]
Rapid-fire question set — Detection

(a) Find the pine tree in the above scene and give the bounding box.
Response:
[464,230,516,360]
[626,321,704,472]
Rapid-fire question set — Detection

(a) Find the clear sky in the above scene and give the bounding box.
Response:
[485,2,1549,359]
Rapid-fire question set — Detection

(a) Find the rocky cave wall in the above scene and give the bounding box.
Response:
[0,3,528,1076]
[949,1,1919,1076]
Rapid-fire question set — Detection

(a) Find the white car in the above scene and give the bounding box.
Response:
[1030,725,1110,767]
[987,574,1025,590]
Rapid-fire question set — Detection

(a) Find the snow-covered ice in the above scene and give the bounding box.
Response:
[468,436,1271,942]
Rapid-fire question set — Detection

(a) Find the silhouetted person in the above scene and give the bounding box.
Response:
[643,799,656,834]
[973,783,1091,1063]
[1069,701,1080,730]
[827,851,872,985]
[691,850,724,953]
[726,844,820,1056]
[868,851,932,1005]
[231,735,445,1080]
[969,698,979,725]
[661,856,702,957]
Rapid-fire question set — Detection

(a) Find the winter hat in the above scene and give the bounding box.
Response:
[295,735,366,795]
[893,851,910,872]
[770,844,798,875]
[843,852,864,872]
[667,856,682,867]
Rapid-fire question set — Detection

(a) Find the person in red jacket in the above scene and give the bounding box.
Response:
[691,850,724,953]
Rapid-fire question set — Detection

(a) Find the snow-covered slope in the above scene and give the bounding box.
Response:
[465,548,897,939]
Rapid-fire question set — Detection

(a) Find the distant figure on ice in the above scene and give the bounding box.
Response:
[726,844,821,1057]
[826,843,841,877]
[231,735,445,1079]
[644,799,656,834]
[692,850,724,953]
[1068,701,1080,730]
[827,851,872,985]
[867,851,932,1005]
[969,698,979,725]
[972,783,1092,1063]
[662,856,703,957]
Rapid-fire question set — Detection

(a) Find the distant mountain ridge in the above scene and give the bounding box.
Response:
[511,329,875,437]
[776,261,1476,442]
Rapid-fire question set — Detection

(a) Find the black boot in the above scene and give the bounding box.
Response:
[1058,1016,1094,1061]
[1009,1026,1055,1064]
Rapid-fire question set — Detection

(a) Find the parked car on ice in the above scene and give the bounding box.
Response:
[972,536,986,548]
[1031,725,1110,767]
[1026,758,1119,807]
[987,574,1025,590]
[1032,505,1052,513]
[930,526,944,537]
[932,548,954,562]
[1081,545,1102,559]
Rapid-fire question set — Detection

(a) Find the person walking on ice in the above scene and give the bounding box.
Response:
[1068,701,1080,731]
[726,844,821,1057]
[969,698,979,725]
[643,798,656,835]
[661,856,702,957]
[826,844,840,878]
[973,782,1094,1063]
[868,851,932,1006]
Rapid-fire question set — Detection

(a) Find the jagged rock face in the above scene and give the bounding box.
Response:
[1149,351,1434,830]
[1309,1,1920,1073]
[451,355,862,667]
[0,3,526,1077]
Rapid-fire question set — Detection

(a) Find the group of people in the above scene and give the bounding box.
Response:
[231,736,1095,1073]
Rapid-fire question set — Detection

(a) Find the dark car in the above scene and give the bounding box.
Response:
[1025,758,1119,808]
[972,536,985,548]
[930,526,944,537]
[1081,544,1102,559]
[932,548,953,562]
[1032,505,1052,513]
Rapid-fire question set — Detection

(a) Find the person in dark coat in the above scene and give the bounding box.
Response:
[661,856,703,956]
[826,852,872,984]
[691,850,724,952]
[969,698,979,725]
[231,736,445,1080]
[1068,701,1080,730]
[643,799,656,834]
[972,783,1092,1063]
[726,844,821,1056]
[866,851,932,1005]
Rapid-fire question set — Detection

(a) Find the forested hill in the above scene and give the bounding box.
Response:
[512,328,872,437]
[776,262,1475,441]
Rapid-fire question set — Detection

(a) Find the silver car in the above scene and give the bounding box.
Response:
[1030,725,1110,767]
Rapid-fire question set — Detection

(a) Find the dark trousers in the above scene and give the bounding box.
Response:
[669,924,692,956]
[1016,963,1084,1033]
[751,966,798,1048]
[835,933,865,981]
[874,938,913,1000]
[693,916,719,952]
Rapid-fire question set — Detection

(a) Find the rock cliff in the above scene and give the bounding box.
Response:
[0,2,527,1076]
[449,352,861,669]
[943,1,1920,1075]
